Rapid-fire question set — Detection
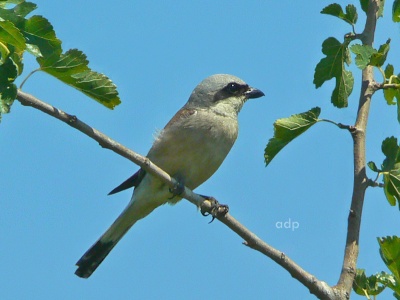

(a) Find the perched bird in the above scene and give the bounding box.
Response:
[75,74,264,278]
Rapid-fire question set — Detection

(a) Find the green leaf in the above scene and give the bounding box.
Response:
[0,82,17,122]
[22,15,62,58]
[333,69,354,108]
[349,41,390,69]
[9,50,22,75]
[394,0,400,22]
[345,4,358,24]
[397,102,400,125]
[379,137,400,206]
[368,161,379,172]
[0,1,26,7]
[375,271,398,292]
[0,19,25,53]
[0,40,9,61]
[360,0,385,18]
[386,64,395,78]
[382,64,400,124]
[383,168,400,206]
[38,49,121,109]
[370,39,391,67]
[379,236,400,282]
[38,48,87,74]
[12,1,36,18]
[0,52,17,82]
[0,1,36,25]
[383,64,399,105]
[353,269,387,296]
[321,3,358,25]
[264,107,321,166]
[360,0,368,13]
[350,44,376,69]
[314,37,353,108]
[382,137,400,171]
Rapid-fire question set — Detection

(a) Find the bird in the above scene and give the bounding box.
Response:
[75,74,264,278]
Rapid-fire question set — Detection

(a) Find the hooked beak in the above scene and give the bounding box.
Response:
[245,87,265,99]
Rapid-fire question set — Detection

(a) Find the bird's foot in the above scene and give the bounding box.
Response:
[168,180,185,199]
[199,195,229,223]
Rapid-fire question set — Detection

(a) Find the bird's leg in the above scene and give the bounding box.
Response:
[199,195,229,223]
[168,178,185,199]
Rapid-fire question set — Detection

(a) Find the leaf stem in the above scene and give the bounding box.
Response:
[319,118,355,131]
[376,67,386,83]
[19,68,40,89]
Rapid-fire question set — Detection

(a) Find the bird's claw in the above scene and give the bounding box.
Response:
[200,196,229,223]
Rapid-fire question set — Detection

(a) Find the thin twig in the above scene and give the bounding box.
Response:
[15,89,335,299]
[375,83,400,90]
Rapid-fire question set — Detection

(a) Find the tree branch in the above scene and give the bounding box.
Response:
[16,89,334,299]
[335,0,379,297]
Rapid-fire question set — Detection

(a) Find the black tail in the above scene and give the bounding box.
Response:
[75,240,116,278]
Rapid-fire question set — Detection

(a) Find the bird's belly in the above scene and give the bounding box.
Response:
[149,124,236,190]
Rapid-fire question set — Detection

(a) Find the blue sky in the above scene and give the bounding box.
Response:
[1,1,400,299]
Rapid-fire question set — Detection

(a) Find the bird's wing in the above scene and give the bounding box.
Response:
[108,168,146,195]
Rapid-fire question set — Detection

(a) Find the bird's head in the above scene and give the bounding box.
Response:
[185,74,264,115]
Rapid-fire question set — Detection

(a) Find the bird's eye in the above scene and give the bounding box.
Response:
[225,82,241,94]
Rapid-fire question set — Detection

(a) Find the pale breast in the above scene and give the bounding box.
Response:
[147,108,238,190]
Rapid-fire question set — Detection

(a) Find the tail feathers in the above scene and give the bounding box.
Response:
[75,206,139,278]
[75,239,117,278]
[75,198,163,278]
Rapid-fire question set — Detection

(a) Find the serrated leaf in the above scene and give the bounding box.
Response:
[368,161,379,172]
[345,4,358,24]
[22,15,61,58]
[321,3,358,25]
[0,1,25,6]
[353,269,387,296]
[394,0,400,22]
[264,107,321,166]
[13,1,36,18]
[39,48,87,74]
[0,1,36,25]
[353,269,368,295]
[321,4,344,18]
[0,19,25,53]
[38,49,121,109]
[379,236,400,281]
[370,39,391,67]
[376,271,397,289]
[314,37,353,108]
[350,44,376,69]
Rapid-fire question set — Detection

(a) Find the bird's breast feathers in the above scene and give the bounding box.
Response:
[148,108,238,189]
